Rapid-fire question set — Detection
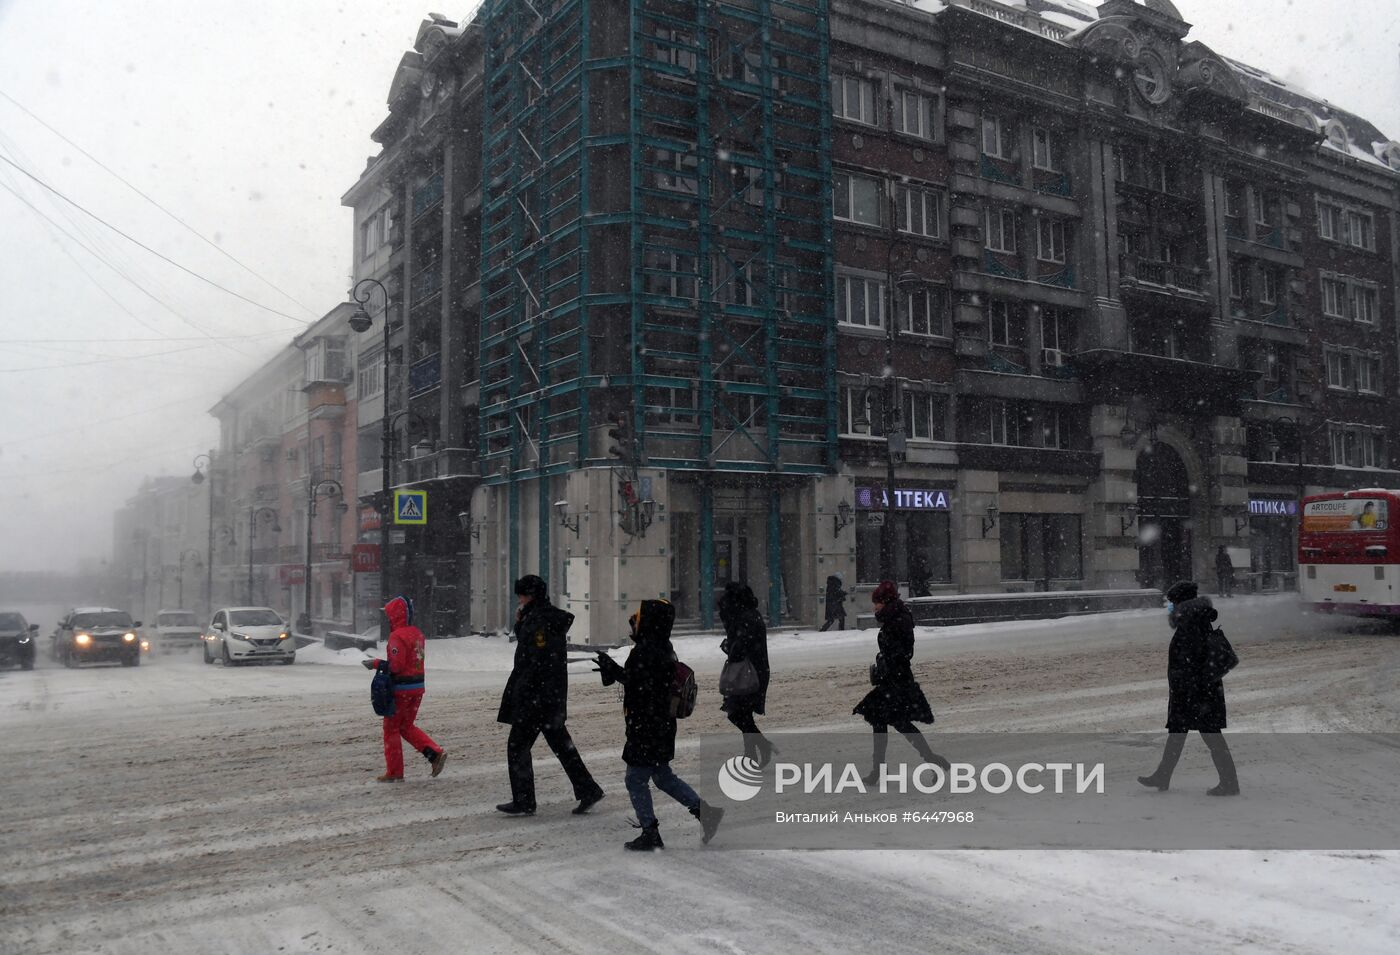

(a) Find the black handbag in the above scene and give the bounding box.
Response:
[1206,628,1238,679]
[719,658,761,697]
[869,652,888,686]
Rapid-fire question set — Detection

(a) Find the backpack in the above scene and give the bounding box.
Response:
[370,663,396,717]
[1206,627,1238,680]
[671,659,698,719]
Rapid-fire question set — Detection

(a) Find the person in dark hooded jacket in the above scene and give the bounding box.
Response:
[1138,580,1239,796]
[495,575,604,816]
[361,595,447,782]
[718,581,774,766]
[819,574,847,632]
[594,599,724,850]
[853,580,948,783]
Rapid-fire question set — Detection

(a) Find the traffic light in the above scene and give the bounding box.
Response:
[607,411,631,463]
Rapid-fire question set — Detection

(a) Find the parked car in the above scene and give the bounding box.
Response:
[152,609,203,653]
[0,611,39,670]
[51,607,145,668]
[203,607,294,666]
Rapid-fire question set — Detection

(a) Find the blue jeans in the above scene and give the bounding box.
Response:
[625,763,701,828]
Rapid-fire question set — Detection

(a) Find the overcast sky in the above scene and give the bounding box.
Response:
[0,0,1395,574]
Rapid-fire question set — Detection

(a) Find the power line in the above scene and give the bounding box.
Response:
[0,89,321,322]
[0,343,211,373]
[0,390,222,446]
[0,153,312,327]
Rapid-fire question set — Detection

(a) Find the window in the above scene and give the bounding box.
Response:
[1041,307,1073,363]
[902,286,950,337]
[1255,190,1278,226]
[836,273,886,329]
[831,74,877,125]
[1001,514,1083,581]
[833,172,881,225]
[713,256,756,307]
[1031,128,1058,171]
[1326,351,1354,390]
[1318,201,1342,241]
[1259,268,1279,305]
[1114,143,1137,184]
[894,88,938,140]
[1036,218,1067,263]
[360,205,392,259]
[982,114,1014,159]
[1352,284,1378,324]
[655,148,698,194]
[988,300,1021,348]
[1357,357,1381,394]
[1225,182,1244,219]
[1321,276,1347,317]
[902,391,943,441]
[1040,406,1072,449]
[986,207,1018,253]
[645,250,698,302]
[649,385,698,424]
[651,29,696,72]
[839,386,887,436]
[1229,260,1246,300]
[1331,427,1385,468]
[895,184,941,238]
[988,400,1018,446]
[1345,210,1375,251]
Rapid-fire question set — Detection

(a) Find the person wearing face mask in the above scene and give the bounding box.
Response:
[1138,580,1239,796]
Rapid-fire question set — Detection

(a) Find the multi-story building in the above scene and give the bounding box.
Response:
[113,474,209,622]
[354,0,1400,640]
[209,304,361,634]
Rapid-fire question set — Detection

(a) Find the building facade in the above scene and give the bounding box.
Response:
[353,0,1400,640]
[114,475,210,622]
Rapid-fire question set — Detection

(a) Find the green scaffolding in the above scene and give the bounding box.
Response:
[479,0,834,626]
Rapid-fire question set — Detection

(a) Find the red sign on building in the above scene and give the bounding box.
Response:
[279,565,306,586]
[352,543,381,573]
[360,506,382,532]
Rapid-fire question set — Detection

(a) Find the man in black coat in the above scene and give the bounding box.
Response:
[718,581,774,765]
[818,574,847,632]
[1215,546,1235,597]
[594,599,724,850]
[496,575,604,816]
[1138,580,1239,796]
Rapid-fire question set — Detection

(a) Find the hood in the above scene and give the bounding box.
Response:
[718,581,758,620]
[632,599,675,645]
[384,595,414,629]
[1170,595,1218,629]
[514,574,549,603]
[825,575,843,591]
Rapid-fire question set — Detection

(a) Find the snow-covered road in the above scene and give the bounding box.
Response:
[2,597,1398,954]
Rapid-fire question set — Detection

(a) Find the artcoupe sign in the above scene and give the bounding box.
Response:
[855,486,952,511]
[1248,499,1299,517]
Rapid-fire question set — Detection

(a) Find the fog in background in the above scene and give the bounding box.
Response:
[0,0,1394,573]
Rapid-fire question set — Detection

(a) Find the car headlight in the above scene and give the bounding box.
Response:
[140,640,151,651]
[75,633,92,646]
[278,632,290,641]
[18,637,30,645]
[123,632,136,643]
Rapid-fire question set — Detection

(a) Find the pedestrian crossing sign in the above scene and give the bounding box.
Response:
[393,489,428,526]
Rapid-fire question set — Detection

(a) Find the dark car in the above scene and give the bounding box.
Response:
[0,611,38,670]
[51,607,144,668]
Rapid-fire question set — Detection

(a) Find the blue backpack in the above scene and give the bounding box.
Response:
[370,662,396,717]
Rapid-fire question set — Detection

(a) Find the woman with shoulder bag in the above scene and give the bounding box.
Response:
[717,581,774,766]
[853,580,948,784]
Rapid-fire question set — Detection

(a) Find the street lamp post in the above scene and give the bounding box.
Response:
[1264,415,1313,591]
[304,478,346,636]
[191,452,215,616]
[348,278,392,627]
[247,507,281,605]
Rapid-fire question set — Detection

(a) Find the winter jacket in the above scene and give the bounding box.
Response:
[718,582,770,714]
[853,596,934,725]
[1215,550,1234,576]
[823,576,847,619]
[599,599,678,767]
[908,558,933,598]
[383,595,426,692]
[1165,596,1227,732]
[497,593,575,730]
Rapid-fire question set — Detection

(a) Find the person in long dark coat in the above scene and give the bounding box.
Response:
[594,599,724,850]
[818,574,847,632]
[852,580,948,782]
[718,581,774,766]
[1138,580,1239,796]
[1215,546,1235,598]
[495,574,604,815]
[908,554,933,598]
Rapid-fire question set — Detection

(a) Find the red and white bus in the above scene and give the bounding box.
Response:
[1298,489,1400,618]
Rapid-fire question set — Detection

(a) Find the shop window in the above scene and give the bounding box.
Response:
[1000,513,1083,582]
[856,509,951,586]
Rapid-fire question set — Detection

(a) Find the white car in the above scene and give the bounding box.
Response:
[203,607,295,666]
[152,609,203,653]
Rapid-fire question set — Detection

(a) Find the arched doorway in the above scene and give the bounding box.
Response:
[1136,443,1192,589]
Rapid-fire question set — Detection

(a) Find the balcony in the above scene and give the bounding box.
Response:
[411,263,443,302]
[983,249,1025,280]
[412,172,444,219]
[979,154,1021,187]
[1119,256,1208,302]
[409,353,442,396]
[1033,169,1072,198]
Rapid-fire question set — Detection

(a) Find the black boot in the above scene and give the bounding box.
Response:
[1204,734,1240,796]
[904,729,950,773]
[495,801,536,816]
[624,822,664,851]
[754,735,777,768]
[690,801,725,845]
[862,731,889,786]
[573,786,605,815]
[1139,734,1185,792]
[1136,773,1170,791]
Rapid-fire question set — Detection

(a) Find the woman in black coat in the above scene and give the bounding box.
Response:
[595,599,724,850]
[852,580,948,782]
[718,581,774,765]
[1138,580,1239,795]
[819,575,847,632]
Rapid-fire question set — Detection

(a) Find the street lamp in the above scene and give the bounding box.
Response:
[350,278,393,628]
[247,506,281,605]
[191,452,215,616]
[304,478,347,635]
